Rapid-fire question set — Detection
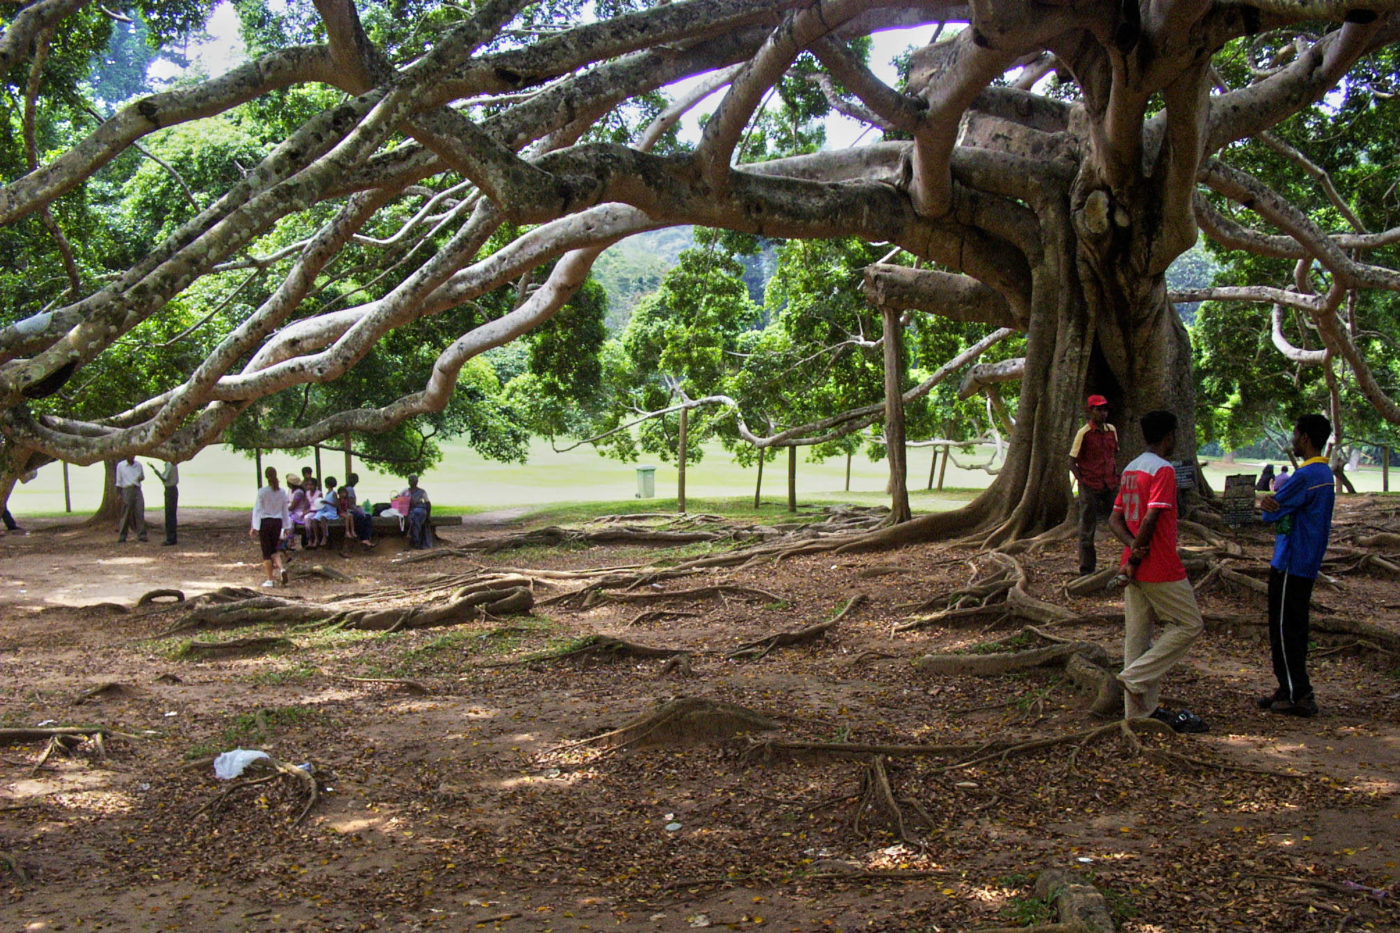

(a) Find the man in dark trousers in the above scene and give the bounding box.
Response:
[150,459,179,546]
[1258,414,1336,717]
[1068,394,1119,576]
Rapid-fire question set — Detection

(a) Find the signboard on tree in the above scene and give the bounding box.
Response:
[1222,475,1258,527]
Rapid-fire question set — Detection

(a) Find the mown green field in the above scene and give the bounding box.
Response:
[5,438,1388,519]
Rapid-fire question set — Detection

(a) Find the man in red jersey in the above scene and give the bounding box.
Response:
[1069,394,1119,576]
[1108,410,1204,720]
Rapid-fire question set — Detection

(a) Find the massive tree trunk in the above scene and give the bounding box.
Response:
[858,185,1200,548]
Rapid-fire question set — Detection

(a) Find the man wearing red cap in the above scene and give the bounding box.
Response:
[1068,394,1118,576]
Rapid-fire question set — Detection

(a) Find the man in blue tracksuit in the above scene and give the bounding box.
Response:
[1258,414,1336,717]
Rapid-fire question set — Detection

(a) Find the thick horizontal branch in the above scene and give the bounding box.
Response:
[863,264,1027,328]
[957,357,1026,401]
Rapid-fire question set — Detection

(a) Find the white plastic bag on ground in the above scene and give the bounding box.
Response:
[213,748,270,780]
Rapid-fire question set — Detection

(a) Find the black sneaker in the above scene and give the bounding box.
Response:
[1256,688,1288,710]
[1270,694,1319,717]
[1150,707,1210,733]
[1149,707,1176,727]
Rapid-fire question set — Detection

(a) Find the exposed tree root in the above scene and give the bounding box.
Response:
[196,755,319,826]
[73,682,136,705]
[333,674,430,694]
[900,552,1073,628]
[749,719,1171,765]
[1355,532,1400,550]
[726,595,864,660]
[570,697,778,750]
[975,869,1117,933]
[626,608,703,627]
[296,563,355,582]
[0,850,27,883]
[657,654,695,679]
[1064,653,1124,718]
[593,583,784,605]
[165,581,535,639]
[912,631,1110,678]
[178,636,295,660]
[137,588,185,606]
[0,726,136,774]
[854,754,931,844]
[486,635,687,668]
[1064,566,1118,597]
[0,726,139,745]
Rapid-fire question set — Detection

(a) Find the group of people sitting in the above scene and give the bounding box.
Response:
[285,467,376,550]
[250,467,433,587]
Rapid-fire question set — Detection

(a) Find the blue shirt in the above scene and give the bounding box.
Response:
[1262,458,1335,578]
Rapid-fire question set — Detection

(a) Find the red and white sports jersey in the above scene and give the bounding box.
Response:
[1112,452,1186,583]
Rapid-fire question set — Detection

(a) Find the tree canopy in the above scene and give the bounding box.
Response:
[3,1,1400,538]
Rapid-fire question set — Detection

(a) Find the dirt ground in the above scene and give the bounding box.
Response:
[1,501,1398,932]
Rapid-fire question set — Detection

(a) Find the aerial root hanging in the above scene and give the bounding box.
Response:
[568,697,778,751]
[195,755,319,826]
[726,596,864,660]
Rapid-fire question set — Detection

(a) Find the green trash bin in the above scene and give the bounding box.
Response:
[635,465,656,499]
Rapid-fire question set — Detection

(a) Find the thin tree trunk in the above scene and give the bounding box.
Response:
[787,446,797,513]
[677,407,687,514]
[255,449,263,490]
[344,432,353,480]
[927,446,937,490]
[881,305,912,524]
[62,461,71,512]
[314,444,323,485]
[88,460,121,526]
[754,449,764,508]
[845,450,852,492]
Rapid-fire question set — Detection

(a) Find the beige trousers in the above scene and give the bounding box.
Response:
[1118,577,1204,715]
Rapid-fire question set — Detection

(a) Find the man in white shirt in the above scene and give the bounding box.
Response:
[114,455,147,543]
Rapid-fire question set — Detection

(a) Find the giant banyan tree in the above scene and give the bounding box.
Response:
[2,0,1400,542]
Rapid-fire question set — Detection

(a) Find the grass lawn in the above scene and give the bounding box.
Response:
[5,437,1392,520]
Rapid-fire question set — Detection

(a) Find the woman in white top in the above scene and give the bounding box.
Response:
[250,466,291,587]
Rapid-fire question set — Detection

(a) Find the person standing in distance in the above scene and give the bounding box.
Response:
[250,466,291,588]
[150,459,179,546]
[1258,414,1336,717]
[1108,410,1205,720]
[1069,394,1119,576]
[114,455,147,543]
